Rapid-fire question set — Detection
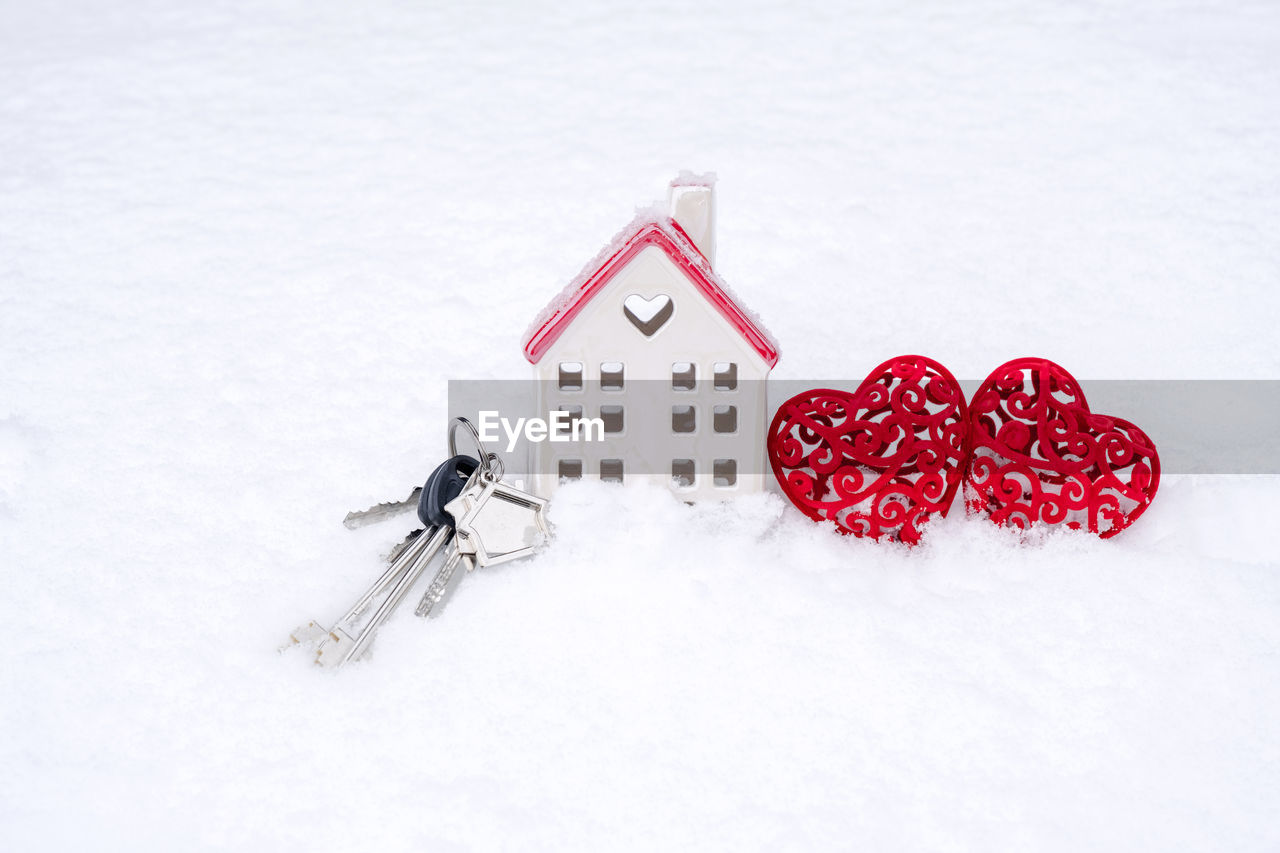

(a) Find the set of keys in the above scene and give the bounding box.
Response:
[288,418,550,668]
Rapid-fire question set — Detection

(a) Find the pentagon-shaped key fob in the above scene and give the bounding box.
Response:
[446,479,549,568]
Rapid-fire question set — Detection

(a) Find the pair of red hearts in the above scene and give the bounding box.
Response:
[767,356,1160,544]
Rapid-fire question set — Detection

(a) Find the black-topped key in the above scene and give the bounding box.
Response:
[386,454,481,564]
[419,454,479,527]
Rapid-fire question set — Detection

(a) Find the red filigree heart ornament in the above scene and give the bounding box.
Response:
[767,355,970,544]
[966,357,1160,538]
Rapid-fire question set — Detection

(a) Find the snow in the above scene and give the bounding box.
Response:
[672,170,717,188]
[3,0,1280,850]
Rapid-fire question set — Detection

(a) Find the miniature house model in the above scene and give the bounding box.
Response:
[521,174,779,500]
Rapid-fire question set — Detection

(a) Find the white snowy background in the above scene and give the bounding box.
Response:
[2,0,1279,849]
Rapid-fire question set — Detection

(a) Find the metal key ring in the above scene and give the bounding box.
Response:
[449,416,503,483]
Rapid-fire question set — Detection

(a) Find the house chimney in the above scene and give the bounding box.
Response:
[668,173,716,266]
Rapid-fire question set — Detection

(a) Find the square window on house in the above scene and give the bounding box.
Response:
[671,405,696,433]
[713,458,737,488]
[671,458,696,488]
[558,459,583,481]
[600,362,624,391]
[554,404,584,437]
[600,404,624,434]
[558,362,583,391]
[600,458,624,483]
[713,405,738,433]
[713,362,738,391]
[671,362,696,390]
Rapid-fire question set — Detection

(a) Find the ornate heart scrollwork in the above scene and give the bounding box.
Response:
[965,357,1160,538]
[768,355,970,544]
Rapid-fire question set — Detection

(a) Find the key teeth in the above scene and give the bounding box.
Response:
[343,488,423,529]
[414,552,463,618]
[414,579,442,618]
[419,589,445,614]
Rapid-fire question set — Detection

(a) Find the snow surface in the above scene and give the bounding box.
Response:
[3,1,1280,850]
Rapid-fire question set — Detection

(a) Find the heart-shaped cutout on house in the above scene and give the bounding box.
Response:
[622,293,673,337]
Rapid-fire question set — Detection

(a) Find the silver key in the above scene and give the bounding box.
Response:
[315,522,456,667]
[287,417,549,668]
[288,453,480,666]
[343,487,423,529]
[286,527,427,653]
[414,475,549,618]
[411,475,490,618]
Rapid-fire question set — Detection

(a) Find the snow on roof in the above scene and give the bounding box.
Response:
[521,206,780,367]
[671,169,717,188]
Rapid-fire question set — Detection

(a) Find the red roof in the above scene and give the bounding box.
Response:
[522,216,779,367]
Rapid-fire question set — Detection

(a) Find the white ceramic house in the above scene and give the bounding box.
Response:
[521,174,779,500]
